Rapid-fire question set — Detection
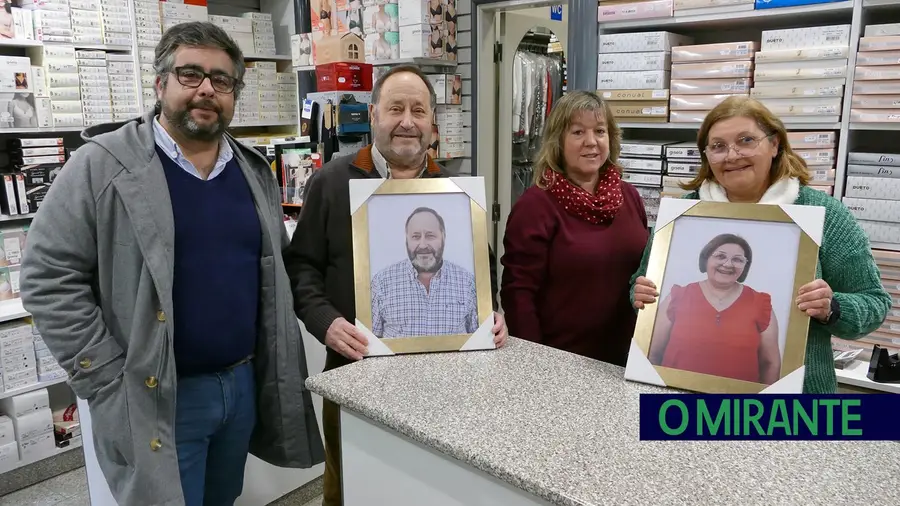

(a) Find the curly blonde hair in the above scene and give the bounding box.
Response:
[683,95,811,191]
[532,91,622,188]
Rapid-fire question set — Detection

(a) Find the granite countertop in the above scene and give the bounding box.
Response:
[306,338,900,506]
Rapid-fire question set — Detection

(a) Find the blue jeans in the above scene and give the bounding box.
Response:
[175,361,256,506]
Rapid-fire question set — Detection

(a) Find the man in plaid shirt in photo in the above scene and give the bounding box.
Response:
[371,206,479,338]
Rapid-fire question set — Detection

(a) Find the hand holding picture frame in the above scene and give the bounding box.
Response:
[350,177,496,356]
[625,198,825,394]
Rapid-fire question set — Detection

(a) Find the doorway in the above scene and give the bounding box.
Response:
[474,1,568,274]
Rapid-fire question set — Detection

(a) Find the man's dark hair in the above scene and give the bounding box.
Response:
[153,21,246,101]
[698,233,753,283]
[372,64,437,109]
[405,207,445,234]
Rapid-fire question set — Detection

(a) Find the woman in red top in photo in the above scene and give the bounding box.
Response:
[649,233,781,384]
[500,91,649,366]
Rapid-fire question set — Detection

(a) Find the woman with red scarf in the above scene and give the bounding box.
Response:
[500,91,649,366]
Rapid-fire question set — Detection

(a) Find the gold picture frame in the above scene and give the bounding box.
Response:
[350,177,495,356]
[625,199,825,393]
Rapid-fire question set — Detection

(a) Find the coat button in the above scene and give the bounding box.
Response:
[79,358,92,369]
[156,311,166,322]
[145,376,158,388]
[150,438,162,451]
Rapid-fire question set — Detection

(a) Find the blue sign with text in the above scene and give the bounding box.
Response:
[639,394,900,440]
[550,5,563,21]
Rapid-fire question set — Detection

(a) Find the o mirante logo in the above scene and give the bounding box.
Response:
[639,394,899,441]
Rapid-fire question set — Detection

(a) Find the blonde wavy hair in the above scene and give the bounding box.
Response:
[532,91,622,188]
[683,95,811,191]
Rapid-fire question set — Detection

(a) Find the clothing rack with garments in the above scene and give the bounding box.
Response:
[511,31,564,203]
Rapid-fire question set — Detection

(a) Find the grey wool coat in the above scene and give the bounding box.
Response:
[19,111,325,505]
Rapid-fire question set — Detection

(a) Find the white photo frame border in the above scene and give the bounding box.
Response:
[350,177,494,356]
[624,198,825,394]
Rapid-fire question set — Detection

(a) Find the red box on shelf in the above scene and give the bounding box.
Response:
[315,62,374,92]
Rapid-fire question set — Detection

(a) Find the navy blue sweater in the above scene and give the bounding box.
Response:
[158,146,261,375]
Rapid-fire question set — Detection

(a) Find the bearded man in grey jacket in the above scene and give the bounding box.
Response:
[19,22,324,506]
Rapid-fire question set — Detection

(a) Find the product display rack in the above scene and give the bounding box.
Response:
[596,0,900,205]
[0,1,301,138]
[0,298,83,494]
[594,0,900,390]
[600,1,854,31]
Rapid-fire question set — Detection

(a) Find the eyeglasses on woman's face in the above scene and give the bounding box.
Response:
[711,251,747,267]
[704,134,774,163]
[173,66,241,94]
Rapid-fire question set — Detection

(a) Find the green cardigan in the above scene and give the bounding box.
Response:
[629,185,891,393]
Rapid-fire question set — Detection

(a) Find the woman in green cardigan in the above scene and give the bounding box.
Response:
[630,96,890,394]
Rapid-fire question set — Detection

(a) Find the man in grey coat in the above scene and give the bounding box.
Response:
[19,22,324,506]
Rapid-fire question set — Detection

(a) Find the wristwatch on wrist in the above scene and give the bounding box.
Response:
[823,298,841,325]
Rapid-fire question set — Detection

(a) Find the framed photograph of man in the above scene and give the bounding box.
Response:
[625,198,825,393]
[350,177,495,356]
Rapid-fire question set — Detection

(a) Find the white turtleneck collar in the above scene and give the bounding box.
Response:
[698,177,800,205]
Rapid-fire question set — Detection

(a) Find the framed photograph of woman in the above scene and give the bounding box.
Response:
[350,177,495,356]
[625,198,825,393]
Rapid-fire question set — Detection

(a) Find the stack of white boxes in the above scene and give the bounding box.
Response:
[398,0,442,60]
[100,1,133,47]
[235,65,260,126]
[753,25,850,125]
[851,24,900,123]
[0,56,36,130]
[5,2,35,40]
[133,1,162,112]
[76,50,112,127]
[790,131,838,195]
[662,142,702,197]
[259,62,279,124]
[210,15,255,56]
[138,48,156,113]
[246,12,276,56]
[69,0,103,46]
[0,413,14,473]
[28,0,74,45]
[669,41,757,123]
[360,1,398,62]
[843,151,900,245]
[619,141,670,179]
[108,53,140,121]
[0,387,56,469]
[277,72,298,124]
[618,140,676,226]
[161,1,208,33]
[32,328,65,382]
[134,0,162,47]
[674,0,754,16]
[31,65,53,129]
[435,105,463,159]
[427,74,462,158]
[597,31,693,124]
[0,322,38,394]
[29,45,84,129]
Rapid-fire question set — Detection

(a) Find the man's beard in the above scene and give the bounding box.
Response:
[374,120,426,166]
[162,98,227,142]
[408,245,443,273]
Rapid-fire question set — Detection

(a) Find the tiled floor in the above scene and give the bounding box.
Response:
[0,467,90,506]
[0,467,324,506]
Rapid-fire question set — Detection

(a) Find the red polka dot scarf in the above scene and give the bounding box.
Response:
[542,166,624,224]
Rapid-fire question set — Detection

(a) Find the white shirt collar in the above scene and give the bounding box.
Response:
[371,144,427,179]
[152,116,234,180]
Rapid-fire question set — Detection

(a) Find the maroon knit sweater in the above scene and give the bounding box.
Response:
[500,182,649,366]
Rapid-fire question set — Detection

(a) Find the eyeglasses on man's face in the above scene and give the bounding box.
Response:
[704,134,774,162]
[172,66,241,94]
